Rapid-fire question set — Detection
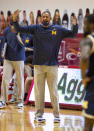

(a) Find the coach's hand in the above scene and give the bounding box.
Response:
[12,9,21,22]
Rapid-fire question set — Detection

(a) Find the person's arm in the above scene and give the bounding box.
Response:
[1,35,7,59]
[25,38,34,51]
[1,29,8,58]
[12,10,36,34]
[80,38,92,86]
[25,47,34,51]
[62,25,78,38]
[1,42,7,59]
[61,17,78,38]
[13,22,36,34]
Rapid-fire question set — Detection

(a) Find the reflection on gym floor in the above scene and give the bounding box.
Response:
[0,105,85,131]
[29,111,84,131]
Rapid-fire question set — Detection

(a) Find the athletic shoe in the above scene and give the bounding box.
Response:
[9,98,16,104]
[0,101,6,109]
[17,102,23,109]
[54,117,60,123]
[34,116,46,123]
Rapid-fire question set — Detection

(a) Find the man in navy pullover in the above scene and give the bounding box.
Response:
[12,10,78,123]
[0,23,25,109]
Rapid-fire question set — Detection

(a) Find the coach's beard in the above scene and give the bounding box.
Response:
[42,21,49,27]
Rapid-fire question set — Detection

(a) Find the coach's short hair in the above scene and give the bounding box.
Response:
[42,10,51,17]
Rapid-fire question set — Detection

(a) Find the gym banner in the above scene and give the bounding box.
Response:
[58,38,81,66]
[27,67,85,109]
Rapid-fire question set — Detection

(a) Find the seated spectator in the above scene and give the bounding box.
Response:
[53,9,61,25]
[62,10,69,29]
[70,12,76,29]
[85,8,90,18]
[36,10,42,24]
[6,10,12,27]
[0,11,6,34]
[20,10,28,26]
[77,8,84,33]
[29,11,34,25]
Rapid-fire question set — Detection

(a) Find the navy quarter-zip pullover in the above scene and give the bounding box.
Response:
[4,26,25,61]
[13,23,78,65]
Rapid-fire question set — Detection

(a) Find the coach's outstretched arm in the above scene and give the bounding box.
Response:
[61,17,78,38]
[12,10,36,34]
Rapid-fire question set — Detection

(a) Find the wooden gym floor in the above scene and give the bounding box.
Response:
[0,104,86,131]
